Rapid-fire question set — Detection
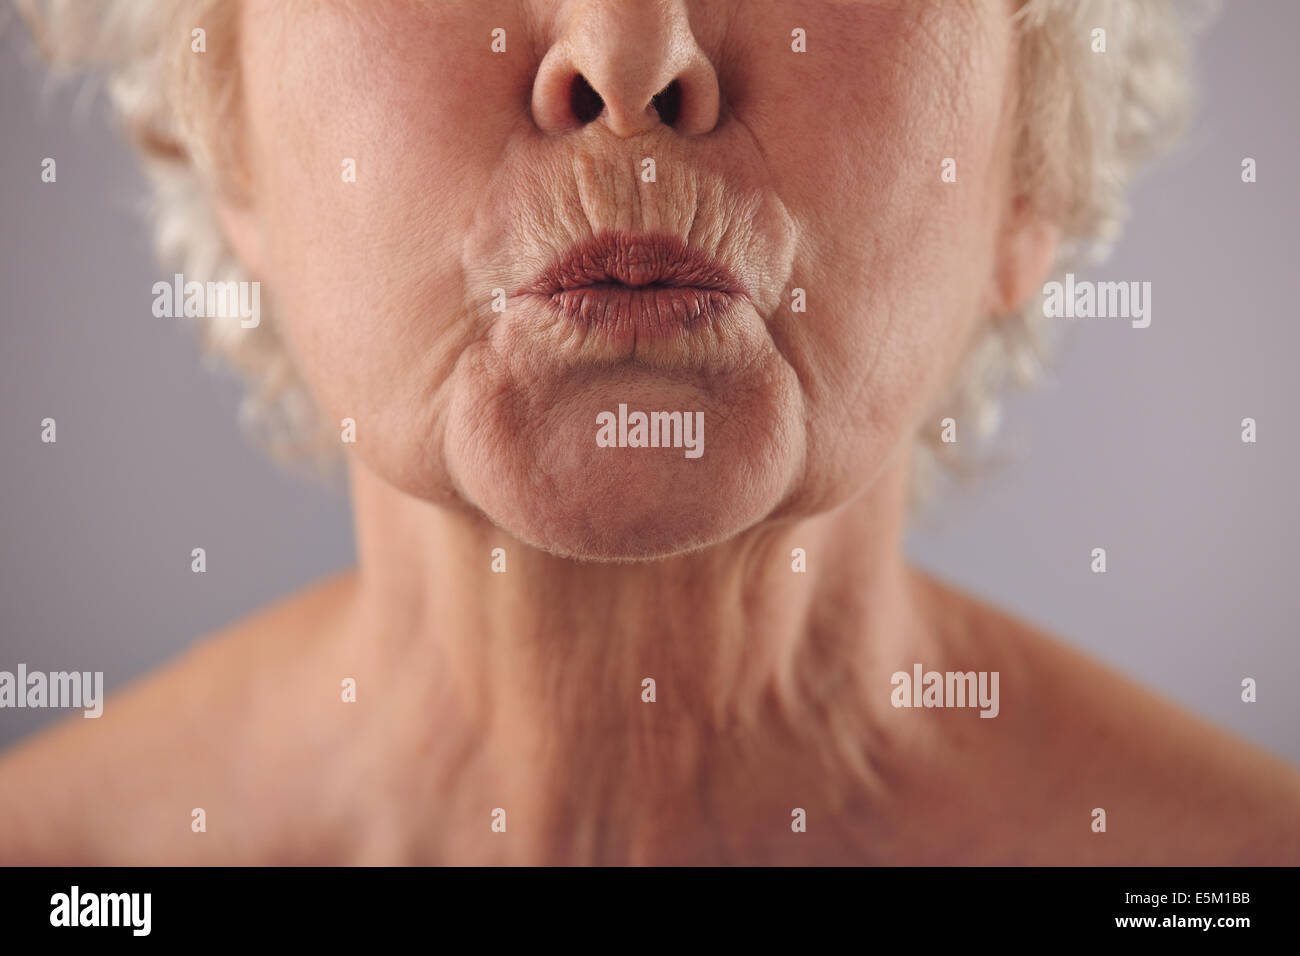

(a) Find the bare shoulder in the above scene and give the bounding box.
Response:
[0,572,357,864]
[909,569,1300,864]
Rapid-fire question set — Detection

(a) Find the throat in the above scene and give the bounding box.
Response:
[337,455,925,862]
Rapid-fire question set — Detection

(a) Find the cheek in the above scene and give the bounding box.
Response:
[737,4,1010,500]
[238,2,529,440]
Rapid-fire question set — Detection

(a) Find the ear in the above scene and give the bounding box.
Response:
[214,197,268,280]
[984,197,1059,316]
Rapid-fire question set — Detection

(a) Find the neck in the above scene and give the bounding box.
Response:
[338,455,934,863]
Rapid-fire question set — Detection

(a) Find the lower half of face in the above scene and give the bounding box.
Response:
[242,0,1012,560]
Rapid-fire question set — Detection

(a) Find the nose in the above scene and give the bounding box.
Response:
[531,0,721,137]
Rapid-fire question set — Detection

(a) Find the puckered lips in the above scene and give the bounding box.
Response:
[521,232,744,336]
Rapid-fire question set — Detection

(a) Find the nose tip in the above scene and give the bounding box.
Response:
[530,5,721,137]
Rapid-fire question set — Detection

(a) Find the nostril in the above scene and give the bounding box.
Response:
[651,80,682,127]
[570,74,604,125]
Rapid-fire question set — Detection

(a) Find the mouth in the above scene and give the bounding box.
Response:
[521,232,744,337]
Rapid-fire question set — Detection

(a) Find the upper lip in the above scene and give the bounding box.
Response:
[523,233,743,297]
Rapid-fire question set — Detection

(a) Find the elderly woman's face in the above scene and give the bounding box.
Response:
[227,0,1030,558]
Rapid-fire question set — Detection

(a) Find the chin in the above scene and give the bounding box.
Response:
[443,380,805,562]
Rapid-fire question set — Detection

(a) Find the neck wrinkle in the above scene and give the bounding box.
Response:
[341,455,928,862]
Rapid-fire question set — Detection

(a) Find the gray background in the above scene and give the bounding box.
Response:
[2,4,1297,759]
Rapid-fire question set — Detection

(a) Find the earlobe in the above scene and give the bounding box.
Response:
[987,203,1060,317]
[214,198,267,279]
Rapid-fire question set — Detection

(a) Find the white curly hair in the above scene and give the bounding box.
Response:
[13,0,1203,490]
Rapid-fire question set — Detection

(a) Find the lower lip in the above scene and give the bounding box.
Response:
[538,284,736,339]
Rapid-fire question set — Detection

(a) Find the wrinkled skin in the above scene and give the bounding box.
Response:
[2,1,1297,866]
[221,0,1038,558]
